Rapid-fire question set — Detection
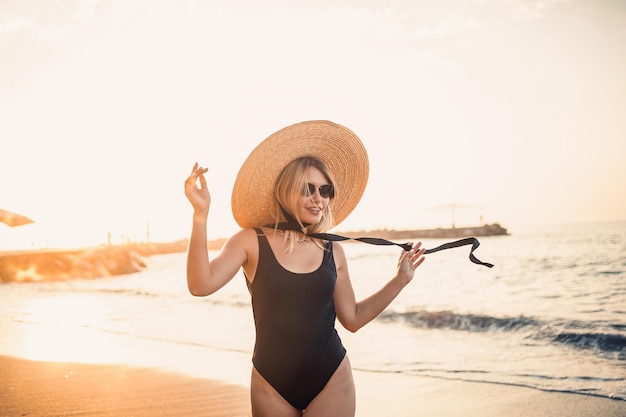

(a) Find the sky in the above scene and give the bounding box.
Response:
[1,0,625,249]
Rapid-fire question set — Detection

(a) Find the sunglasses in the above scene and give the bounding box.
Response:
[303,183,335,199]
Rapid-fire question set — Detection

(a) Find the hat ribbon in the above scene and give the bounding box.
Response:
[271,206,494,268]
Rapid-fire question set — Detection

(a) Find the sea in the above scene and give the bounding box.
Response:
[1,220,625,402]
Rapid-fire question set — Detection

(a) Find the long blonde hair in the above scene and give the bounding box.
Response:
[271,156,336,251]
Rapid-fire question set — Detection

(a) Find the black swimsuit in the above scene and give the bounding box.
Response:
[245,228,346,410]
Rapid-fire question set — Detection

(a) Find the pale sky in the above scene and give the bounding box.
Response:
[1,0,625,249]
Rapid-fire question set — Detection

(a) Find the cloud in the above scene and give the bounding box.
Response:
[74,0,103,22]
[507,0,573,21]
[0,15,34,33]
[410,11,479,43]
[392,0,575,47]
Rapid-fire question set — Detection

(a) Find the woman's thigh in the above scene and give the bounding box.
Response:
[250,366,302,417]
[303,356,356,417]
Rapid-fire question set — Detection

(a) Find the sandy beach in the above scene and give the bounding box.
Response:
[2,355,624,417]
[1,223,624,416]
[0,356,250,417]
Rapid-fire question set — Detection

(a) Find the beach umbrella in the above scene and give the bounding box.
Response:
[0,209,34,227]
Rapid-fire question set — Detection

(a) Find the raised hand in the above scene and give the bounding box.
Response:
[184,162,211,217]
[396,242,426,286]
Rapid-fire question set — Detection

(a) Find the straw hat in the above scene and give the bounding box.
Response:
[231,120,369,229]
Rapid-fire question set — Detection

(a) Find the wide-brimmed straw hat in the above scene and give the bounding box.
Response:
[231,120,369,229]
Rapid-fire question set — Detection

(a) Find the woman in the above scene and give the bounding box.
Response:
[185,120,426,417]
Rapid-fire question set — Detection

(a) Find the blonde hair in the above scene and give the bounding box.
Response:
[271,156,336,251]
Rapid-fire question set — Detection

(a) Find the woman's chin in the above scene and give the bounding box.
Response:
[301,215,322,226]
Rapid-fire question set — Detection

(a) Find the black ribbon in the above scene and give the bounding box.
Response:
[307,233,493,268]
[271,207,494,268]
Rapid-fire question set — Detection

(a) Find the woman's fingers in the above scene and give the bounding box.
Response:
[186,164,209,187]
[197,170,208,190]
[403,242,426,269]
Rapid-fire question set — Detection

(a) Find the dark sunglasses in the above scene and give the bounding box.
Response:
[303,183,335,199]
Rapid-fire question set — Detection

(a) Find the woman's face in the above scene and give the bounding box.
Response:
[297,166,332,225]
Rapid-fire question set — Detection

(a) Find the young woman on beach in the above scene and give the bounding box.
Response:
[185,120,426,417]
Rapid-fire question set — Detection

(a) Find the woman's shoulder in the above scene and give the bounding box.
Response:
[230,227,259,241]
[228,227,282,244]
[220,228,257,251]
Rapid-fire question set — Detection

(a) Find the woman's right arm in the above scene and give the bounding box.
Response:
[184,163,248,296]
[187,225,250,296]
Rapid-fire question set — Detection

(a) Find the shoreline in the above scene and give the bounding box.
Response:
[1,316,624,416]
[2,355,624,417]
[0,222,508,283]
[0,246,148,283]
[0,240,209,283]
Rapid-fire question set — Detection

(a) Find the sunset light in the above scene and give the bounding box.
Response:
[1,3,625,415]
[1,1,624,251]
[9,295,122,364]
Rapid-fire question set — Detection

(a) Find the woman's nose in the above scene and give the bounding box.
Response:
[310,189,322,201]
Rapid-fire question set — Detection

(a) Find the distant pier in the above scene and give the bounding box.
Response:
[337,223,509,240]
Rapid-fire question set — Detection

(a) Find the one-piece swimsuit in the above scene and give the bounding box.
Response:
[245,228,346,410]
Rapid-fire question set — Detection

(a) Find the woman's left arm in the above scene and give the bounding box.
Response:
[334,241,425,333]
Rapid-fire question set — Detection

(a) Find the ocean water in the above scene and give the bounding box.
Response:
[1,220,625,401]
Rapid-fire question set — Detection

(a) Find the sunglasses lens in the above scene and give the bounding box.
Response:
[303,183,334,198]
[319,185,334,198]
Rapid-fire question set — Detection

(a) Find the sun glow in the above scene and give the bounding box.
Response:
[1,0,625,252]
[10,296,124,364]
